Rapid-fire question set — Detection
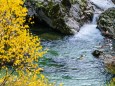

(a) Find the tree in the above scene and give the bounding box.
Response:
[0,0,52,86]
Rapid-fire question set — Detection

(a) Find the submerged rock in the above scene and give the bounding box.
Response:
[92,50,103,58]
[97,7,115,39]
[25,0,93,35]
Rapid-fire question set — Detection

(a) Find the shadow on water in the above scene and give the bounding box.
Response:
[29,20,65,41]
[30,26,65,40]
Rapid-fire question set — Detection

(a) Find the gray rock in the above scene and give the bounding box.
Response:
[25,0,93,34]
[97,7,115,39]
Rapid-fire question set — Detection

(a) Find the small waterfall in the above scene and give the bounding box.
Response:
[92,13,99,24]
[72,12,103,41]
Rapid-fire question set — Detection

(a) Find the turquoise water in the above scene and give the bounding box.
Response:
[40,24,112,86]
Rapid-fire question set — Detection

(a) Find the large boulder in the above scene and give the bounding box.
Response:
[25,0,93,35]
[97,7,115,38]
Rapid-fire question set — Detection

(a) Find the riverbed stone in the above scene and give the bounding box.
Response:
[92,50,103,58]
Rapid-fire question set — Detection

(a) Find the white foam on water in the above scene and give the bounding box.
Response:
[71,24,103,41]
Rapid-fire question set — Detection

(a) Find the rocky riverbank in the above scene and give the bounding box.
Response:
[96,6,115,74]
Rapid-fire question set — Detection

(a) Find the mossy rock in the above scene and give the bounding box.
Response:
[97,7,115,38]
[25,0,93,35]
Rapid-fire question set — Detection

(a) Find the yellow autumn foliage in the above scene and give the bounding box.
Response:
[0,0,53,86]
[0,0,44,69]
[0,71,54,86]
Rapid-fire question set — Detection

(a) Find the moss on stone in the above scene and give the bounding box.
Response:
[97,7,115,38]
